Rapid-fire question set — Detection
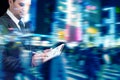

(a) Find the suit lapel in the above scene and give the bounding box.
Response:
[3,14,20,32]
[1,14,31,33]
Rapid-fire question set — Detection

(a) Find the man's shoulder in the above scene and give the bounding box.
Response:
[0,14,6,20]
[0,14,10,20]
[0,14,11,25]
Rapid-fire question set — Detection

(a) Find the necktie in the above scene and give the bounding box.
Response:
[18,20,25,32]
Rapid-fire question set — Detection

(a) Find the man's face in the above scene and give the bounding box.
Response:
[9,0,31,19]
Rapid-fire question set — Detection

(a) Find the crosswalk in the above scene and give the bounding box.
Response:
[65,64,87,80]
[14,60,120,80]
[1,55,120,80]
[98,64,120,80]
[64,54,120,80]
[65,64,120,80]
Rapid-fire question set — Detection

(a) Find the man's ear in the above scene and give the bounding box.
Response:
[8,0,13,5]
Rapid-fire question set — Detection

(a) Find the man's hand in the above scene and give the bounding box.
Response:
[32,48,52,66]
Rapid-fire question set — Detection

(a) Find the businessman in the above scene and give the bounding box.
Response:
[0,0,50,80]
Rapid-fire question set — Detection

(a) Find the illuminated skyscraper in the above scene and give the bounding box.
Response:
[65,0,83,42]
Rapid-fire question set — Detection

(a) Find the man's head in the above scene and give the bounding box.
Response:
[8,0,31,20]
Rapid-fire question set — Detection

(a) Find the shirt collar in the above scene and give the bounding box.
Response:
[7,9,20,25]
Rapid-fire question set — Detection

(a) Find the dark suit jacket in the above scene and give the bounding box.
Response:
[0,13,32,73]
[0,13,31,34]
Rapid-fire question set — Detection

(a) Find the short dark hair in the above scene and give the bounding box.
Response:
[13,0,16,2]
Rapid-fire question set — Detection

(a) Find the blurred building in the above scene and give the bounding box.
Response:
[35,0,56,35]
[100,0,120,47]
